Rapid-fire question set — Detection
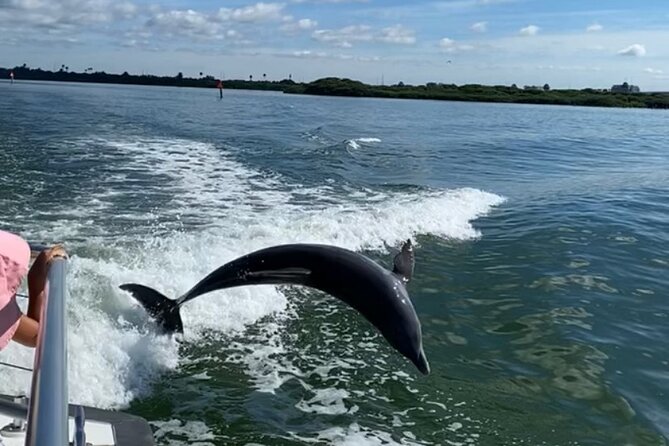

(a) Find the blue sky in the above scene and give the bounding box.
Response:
[2,0,668,90]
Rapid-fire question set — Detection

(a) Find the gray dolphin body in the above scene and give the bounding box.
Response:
[120,241,429,374]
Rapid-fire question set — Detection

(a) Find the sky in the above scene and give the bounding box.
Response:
[2,0,669,90]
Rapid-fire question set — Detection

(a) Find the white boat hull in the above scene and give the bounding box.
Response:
[0,395,154,446]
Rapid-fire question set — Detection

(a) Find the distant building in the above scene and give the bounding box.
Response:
[611,82,640,93]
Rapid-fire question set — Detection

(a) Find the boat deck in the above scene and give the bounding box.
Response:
[0,395,154,446]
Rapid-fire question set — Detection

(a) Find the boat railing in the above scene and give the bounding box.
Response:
[0,243,71,445]
[1,244,150,446]
[24,253,69,446]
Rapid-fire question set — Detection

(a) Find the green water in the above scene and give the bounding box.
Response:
[1,81,667,445]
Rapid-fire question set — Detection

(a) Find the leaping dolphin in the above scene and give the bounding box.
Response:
[120,240,429,374]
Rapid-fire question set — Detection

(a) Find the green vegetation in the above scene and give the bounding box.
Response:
[283,77,669,109]
[0,65,289,91]
[3,65,668,109]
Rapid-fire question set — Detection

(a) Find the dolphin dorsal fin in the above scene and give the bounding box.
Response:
[392,239,414,283]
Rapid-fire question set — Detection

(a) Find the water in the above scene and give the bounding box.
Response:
[1,80,668,445]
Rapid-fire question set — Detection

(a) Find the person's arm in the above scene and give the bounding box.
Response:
[12,315,39,347]
[27,249,49,322]
[27,245,67,322]
[13,245,68,347]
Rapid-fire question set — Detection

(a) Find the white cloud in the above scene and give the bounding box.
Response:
[438,37,474,53]
[283,50,379,62]
[290,0,369,3]
[519,25,539,36]
[280,17,318,33]
[617,43,646,57]
[218,2,285,23]
[312,25,372,47]
[121,39,138,48]
[0,0,139,28]
[378,25,415,44]
[297,18,317,29]
[470,21,487,33]
[586,23,603,32]
[290,50,328,58]
[474,0,514,4]
[433,0,517,11]
[537,64,602,72]
[147,9,221,38]
[439,37,455,48]
[113,2,137,19]
[644,67,663,74]
[144,3,287,41]
[312,24,415,47]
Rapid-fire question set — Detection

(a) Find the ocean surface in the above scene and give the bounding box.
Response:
[0,80,667,445]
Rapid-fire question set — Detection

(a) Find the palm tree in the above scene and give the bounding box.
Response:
[263,73,266,81]
[249,74,253,81]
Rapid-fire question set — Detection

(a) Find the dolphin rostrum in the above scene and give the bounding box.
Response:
[120,240,429,374]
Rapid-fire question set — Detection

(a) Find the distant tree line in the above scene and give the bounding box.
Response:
[283,78,669,109]
[3,65,668,109]
[0,65,292,91]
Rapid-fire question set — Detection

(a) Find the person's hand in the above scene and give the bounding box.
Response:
[45,244,68,264]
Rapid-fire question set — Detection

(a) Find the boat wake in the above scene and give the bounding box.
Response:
[0,135,504,445]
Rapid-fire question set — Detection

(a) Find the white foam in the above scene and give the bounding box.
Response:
[295,389,355,415]
[345,137,382,151]
[0,135,504,415]
[152,419,217,446]
[346,139,361,151]
[290,423,423,446]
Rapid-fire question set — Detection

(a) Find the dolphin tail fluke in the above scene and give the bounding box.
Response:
[119,284,184,334]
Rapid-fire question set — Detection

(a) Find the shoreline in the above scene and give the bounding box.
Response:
[3,67,668,110]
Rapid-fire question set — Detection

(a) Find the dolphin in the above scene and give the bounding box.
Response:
[120,240,429,374]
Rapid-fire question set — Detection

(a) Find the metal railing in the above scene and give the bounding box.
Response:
[24,256,69,446]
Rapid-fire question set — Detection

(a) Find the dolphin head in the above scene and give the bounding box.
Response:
[204,243,432,375]
[376,272,430,375]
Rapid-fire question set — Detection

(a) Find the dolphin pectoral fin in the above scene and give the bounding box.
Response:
[120,283,184,334]
[415,348,430,375]
[176,266,314,305]
[392,239,415,283]
[246,267,312,281]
